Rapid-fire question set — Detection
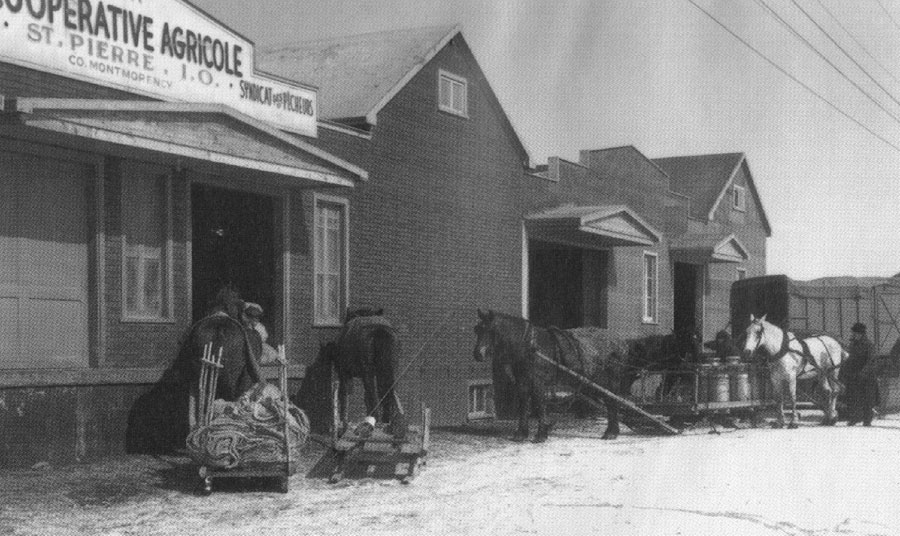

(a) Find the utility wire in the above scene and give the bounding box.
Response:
[755,0,900,126]
[813,0,900,86]
[875,0,900,34]
[684,0,900,153]
[791,0,900,110]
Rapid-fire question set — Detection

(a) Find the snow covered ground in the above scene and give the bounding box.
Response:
[2,414,899,536]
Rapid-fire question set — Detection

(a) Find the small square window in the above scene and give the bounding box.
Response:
[732,185,746,212]
[438,70,468,117]
[737,268,747,280]
[468,380,494,420]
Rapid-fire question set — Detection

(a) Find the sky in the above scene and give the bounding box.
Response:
[191,0,900,281]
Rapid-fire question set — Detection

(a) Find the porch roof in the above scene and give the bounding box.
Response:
[525,205,661,249]
[669,233,749,264]
[1,97,367,187]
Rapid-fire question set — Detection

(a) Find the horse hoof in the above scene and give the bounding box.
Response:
[820,419,836,427]
[601,433,618,440]
[770,422,784,429]
[511,434,528,442]
[532,435,548,444]
[787,423,799,429]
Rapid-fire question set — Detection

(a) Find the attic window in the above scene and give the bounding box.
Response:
[438,70,468,117]
[732,185,746,212]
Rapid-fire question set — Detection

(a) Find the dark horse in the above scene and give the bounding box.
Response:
[176,287,263,429]
[473,309,699,442]
[324,307,400,427]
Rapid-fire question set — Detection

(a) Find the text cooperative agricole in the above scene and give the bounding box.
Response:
[2,0,245,77]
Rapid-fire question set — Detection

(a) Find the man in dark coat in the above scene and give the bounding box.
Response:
[840,322,879,426]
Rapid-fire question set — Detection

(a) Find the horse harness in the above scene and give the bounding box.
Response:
[197,311,263,383]
[769,326,840,381]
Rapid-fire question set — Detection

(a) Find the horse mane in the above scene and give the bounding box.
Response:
[208,286,245,320]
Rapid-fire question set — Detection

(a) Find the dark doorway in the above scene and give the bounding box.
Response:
[528,242,608,329]
[673,262,701,336]
[191,184,278,329]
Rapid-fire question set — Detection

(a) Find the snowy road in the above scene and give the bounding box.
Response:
[2,416,899,536]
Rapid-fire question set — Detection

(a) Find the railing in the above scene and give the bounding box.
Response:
[631,363,775,414]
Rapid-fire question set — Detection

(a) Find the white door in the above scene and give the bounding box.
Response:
[0,152,90,368]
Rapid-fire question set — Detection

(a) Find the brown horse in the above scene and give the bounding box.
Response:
[473,309,699,442]
[325,308,400,428]
[176,287,264,428]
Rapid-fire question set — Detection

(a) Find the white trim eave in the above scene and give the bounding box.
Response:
[364,24,461,126]
[580,205,663,244]
[707,153,745,221]
[317,120,373,139]
[715,233,750,260]
[14,98,368,181]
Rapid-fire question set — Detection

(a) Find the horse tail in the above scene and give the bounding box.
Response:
[371,327,396,381]
[371,327,399,418]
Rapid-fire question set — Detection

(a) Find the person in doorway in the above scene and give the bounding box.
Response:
[841,322,879,426]
[241,302,284,365]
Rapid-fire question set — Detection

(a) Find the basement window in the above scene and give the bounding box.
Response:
[438,70,468,117]
[468,380,495,420]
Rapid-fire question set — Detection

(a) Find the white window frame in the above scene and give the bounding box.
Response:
[121,171,174,323]
[313,193,349,327]
[438,69,469,118]
[467,379,495,420]
[642,251,659,324]
[732,184,746,212]
[737,267,747,281]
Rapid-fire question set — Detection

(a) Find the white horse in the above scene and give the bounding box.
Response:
[741,314,847,428]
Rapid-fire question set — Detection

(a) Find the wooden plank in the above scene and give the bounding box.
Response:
[533,350,680,435]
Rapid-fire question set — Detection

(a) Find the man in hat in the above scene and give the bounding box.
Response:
[840,322,879,426]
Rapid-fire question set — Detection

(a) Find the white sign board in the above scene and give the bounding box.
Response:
[0,0,317,136]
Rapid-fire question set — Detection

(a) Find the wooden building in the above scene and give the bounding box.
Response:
[0,5,771,467]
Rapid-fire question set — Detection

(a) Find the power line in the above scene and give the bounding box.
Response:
[683,0,900,153]
[813,0,900,86]
[755,0,900,126]
[875,0,900,34]
[791,0,900,110]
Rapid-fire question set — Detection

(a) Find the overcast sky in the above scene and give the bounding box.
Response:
[192,0,900,281]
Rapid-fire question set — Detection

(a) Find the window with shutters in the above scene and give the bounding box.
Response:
[122,164,173,322]
[314,194,349,326]
[643,251,658,324]
[438,69,468,117]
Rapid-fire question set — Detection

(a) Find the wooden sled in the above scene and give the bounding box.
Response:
[328,372,430,484]
[194,343,296,494]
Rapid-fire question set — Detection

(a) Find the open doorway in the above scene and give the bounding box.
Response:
[528,241,608,329]
[191,184,279,333]
[673,262,702,337]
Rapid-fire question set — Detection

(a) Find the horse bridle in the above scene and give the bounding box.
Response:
[480,319,534,363]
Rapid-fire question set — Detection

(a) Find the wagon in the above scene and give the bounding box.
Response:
[729,274,900,413]
[188,344,303,494]
[629,360,776,425]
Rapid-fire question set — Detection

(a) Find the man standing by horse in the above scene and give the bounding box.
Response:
[841,322,879,426]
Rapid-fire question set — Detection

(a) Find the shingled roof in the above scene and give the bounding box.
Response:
[652,152,771,235]
[257,25,459,123]
[653,153,743,217]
